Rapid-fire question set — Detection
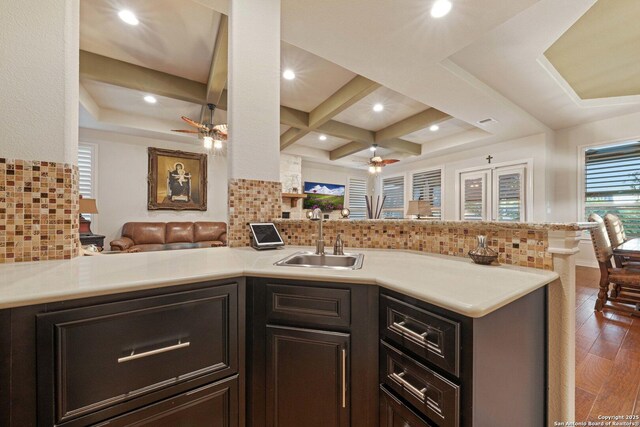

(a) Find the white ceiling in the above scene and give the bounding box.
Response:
[280,42,357,112]
[80,0,221,83]
[79,0,640,170]
[333,87,429,132]
[296,132,351,151]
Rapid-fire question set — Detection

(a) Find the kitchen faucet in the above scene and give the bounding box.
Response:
[309,208,325,255]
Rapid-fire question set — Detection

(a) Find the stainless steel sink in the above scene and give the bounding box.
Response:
[275,251,364,270]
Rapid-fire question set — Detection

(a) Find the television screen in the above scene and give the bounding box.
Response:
[303,181,345,211]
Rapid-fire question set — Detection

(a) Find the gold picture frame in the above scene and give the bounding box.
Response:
[147,147,207,210]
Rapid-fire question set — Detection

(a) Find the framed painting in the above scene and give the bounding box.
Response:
[303,181,345,211]
[147,147,207,210]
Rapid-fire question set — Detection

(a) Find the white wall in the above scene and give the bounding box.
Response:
[380,133,550,221]
[80,128,228,244]
[552,110,640,267]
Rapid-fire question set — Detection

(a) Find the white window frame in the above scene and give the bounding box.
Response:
[454,159,533,221]
[492,164,527,222]
[577,137,640,239]
[381,173,406,219]
[346,176,368,219]
[78,142,99,230]
[408,166,446,219]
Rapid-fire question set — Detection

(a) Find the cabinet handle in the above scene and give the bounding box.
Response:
[118,340,190,363]
[341,348,347,408]
[390,372,427,401]
[393,321,428,343]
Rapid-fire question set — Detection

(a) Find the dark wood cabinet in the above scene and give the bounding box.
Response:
[96,375,239,427]
[248,278,379,427]
[380,386,432,427]
[266,325,350,427]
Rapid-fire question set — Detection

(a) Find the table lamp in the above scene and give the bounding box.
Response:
[79,196,99,235]
[406,200,431,219]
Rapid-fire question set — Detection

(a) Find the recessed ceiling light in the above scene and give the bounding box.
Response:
[282,69,296,80]
[373,103,384,112]
[431,0,452,18]
[370,144,378,152]
[429,124,440,132]
[118,10,139,26]
[143,95,157,104]
[319,134,327,141]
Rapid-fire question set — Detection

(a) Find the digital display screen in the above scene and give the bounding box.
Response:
[250,223,284,246]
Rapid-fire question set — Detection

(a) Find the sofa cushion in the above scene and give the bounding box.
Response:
[165,222,195,243]
[122,222,166,245]
[194,222,226,242]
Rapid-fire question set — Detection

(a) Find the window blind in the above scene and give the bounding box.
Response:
[78,143,95,220]
[382,176,405,219]
[411,169,442,219]
[496,173,521,222]
[348,178,367,219]
[585,141,640,236]
[463,177,484,221]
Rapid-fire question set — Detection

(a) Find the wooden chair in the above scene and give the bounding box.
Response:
[604,213,640,268]
[589,213,640,314]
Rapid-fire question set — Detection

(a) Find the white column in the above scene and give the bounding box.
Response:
[0,0,79,164]
[547,229,582,424]
[227,0,281,182]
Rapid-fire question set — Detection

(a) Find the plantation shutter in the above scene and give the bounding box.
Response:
[382,176,405,218]
[348,177,367,219]
[411,169,442,219]
[78,143,96,220]
[585,141,640,236]
[460,171,488,221]
[493,166,526,222]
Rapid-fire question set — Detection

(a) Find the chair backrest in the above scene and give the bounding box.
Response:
[588,213,613,263]
[603,213,626,247]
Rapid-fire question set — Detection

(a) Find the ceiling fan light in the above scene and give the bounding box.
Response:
[368,166,376,174]
[213,139,223,150]
[203,136,213,150]
[376,166,382,173]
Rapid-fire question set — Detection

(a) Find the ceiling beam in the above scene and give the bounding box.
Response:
[308,75,380,129]
[200,14,229,122]
[374,107,450,142]
[80,50,207,104]
[376,138,422,155]
[329,141,370,160]
[280,106,310,129]
[280,128,309,150]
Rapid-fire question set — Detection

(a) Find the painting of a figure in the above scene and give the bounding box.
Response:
[148,148,207,210]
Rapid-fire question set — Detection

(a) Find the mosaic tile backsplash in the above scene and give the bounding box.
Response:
[228,178,282,247]
[0,159,80,263]
[275,219,555,270]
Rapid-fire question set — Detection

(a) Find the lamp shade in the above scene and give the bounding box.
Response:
[406,200,431,218]
[79,198,99,214]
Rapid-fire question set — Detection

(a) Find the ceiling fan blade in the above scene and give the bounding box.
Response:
[381,159,400,165]
[171,129,200,134]
[181,116,210,132]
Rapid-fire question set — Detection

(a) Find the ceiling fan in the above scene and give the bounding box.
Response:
[365,145,399,174]
[172,103,228,150]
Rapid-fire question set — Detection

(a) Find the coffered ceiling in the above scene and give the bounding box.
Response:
[79,0,640,169]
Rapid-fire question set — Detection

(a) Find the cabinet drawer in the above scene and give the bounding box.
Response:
[380,294,459,376]
[266,283,351,328]
[381,341,459,427]
[37,284,238,426]
[96,375,238,426]
[380,385,433,427]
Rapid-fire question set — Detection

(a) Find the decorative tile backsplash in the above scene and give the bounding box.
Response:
[275,219,555,270]
[228,178,282,247]
[0,158,80,263]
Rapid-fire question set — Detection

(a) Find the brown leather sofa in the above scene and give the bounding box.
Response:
[110,222,227,252]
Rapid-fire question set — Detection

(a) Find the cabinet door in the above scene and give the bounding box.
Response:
[380,386,433,427]
[266,325,350,427]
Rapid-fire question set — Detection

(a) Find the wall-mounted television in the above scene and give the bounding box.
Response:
[303,181,345,211]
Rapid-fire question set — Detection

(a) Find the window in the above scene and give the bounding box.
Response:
[78,143,96,218]
[493,165,526,222]
[347,177,367,219]
[460,171,488,221]
[411,169,442,219]
[382,175,405,218]
[585,141,640,236]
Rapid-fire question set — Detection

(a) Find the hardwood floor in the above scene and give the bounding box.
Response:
[575,266,640,421]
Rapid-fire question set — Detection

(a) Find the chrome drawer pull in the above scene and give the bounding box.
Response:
[118,340,190,363]
[393,321,428,343]
[391,372,427,401]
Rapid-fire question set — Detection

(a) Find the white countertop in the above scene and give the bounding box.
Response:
[0,246,558,317]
